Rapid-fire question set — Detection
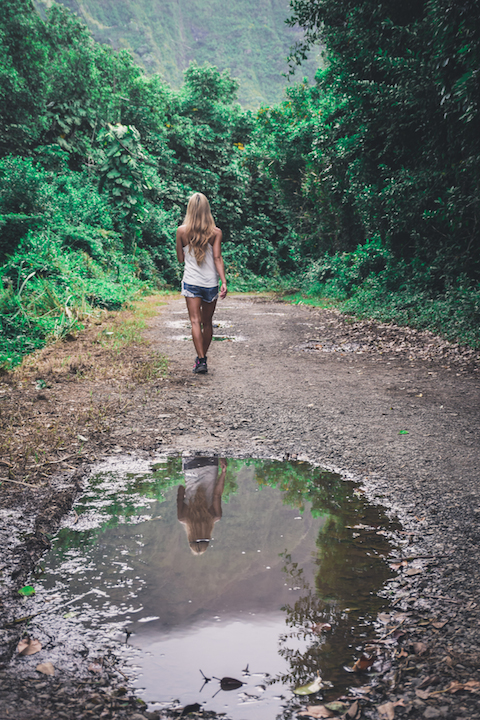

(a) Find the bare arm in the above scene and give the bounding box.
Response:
[211,458,227,519]
[177,485,187,521]
[212,229,227,299]
[176,226,186,263]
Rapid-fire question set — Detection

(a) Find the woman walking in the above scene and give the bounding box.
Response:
[176,193,227,374]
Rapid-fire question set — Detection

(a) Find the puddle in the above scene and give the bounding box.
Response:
[165,320,233,329]
[169,335,245,342]
[29,457,398,719]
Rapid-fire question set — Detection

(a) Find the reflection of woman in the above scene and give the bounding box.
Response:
[177,457,227,554]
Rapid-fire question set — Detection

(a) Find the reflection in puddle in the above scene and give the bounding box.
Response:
[177,456,225,553]
[35,457,398,719]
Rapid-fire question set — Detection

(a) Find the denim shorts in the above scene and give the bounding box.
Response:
[182,281,218,303]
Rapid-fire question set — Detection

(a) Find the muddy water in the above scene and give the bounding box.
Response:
[35,457,398,719]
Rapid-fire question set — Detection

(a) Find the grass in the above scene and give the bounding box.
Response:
[0,293,171,490]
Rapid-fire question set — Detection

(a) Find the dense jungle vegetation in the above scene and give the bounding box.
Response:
[1,0,480,368]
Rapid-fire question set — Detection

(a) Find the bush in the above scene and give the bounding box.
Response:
[0,231,149,368]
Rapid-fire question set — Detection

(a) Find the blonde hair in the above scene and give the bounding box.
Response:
[183,192,216,265]
[180,487,215,555]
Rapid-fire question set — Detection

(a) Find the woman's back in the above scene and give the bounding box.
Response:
[183,241,219,287]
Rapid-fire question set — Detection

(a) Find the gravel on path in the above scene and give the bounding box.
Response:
[1,294,479,720]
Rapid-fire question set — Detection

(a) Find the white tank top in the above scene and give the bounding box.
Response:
[183,243,219,287]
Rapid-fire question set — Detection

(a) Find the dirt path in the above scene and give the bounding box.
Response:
[1,294,480,719]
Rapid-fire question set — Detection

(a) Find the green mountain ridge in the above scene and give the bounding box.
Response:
[34,0,321,107]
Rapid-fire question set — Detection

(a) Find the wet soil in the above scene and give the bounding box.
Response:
[1,294,480,720]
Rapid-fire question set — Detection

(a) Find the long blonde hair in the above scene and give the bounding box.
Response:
[183,192,216,265]
[180,487,215,555]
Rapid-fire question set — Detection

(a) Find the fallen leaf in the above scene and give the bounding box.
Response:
[298,706,334,718]
[464,680,480,693]
[352,655,374,673]
[445,680,464,693]
[325,701,347,712]
[377,701,395,720]
[36,662,55,676]
[377,613,391,624]
[413,642,427,656]
[431,620,448,629]
[18,585,35,597]
[397,648,408,658]
[394,699,406,708]
[445,679,480,694]
[346,700,359,719]
[390,561,408,570]
[17,637,42,656]
[405,567,423,576]
[417,675,439,689]
[294,673,328,695]
[312,622,332,633]
[415,689,431,700]
[219,676,244,691]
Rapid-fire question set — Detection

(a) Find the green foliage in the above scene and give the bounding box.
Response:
[98,123,150,246]
[0,221,149,369]
[2,0,480,366]
[286,0,480,281]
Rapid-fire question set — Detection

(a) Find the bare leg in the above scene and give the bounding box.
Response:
[201,299,217,356]
[185,297,204,358]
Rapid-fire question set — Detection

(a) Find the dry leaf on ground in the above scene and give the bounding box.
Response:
[413,641,427,656]
[298,706,334,718]
[417,675,439,689]
[464,680,480,693]
[324,701,347,712]
[377,613,391,624]
[17,637,42,656]
[352,655,374,672]
[405,567,423,576]
[346,700,359,718]
[445,679,480,694]
[431,620,448,629]
[390,560,408,570]
[377,701,395,720]
[36,662,55,676]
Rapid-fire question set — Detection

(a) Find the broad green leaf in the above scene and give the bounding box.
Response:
[18,585,35,597]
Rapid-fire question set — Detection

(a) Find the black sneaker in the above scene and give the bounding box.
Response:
[193,357,208,374]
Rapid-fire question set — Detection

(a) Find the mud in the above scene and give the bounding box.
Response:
[1,294,480,719]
